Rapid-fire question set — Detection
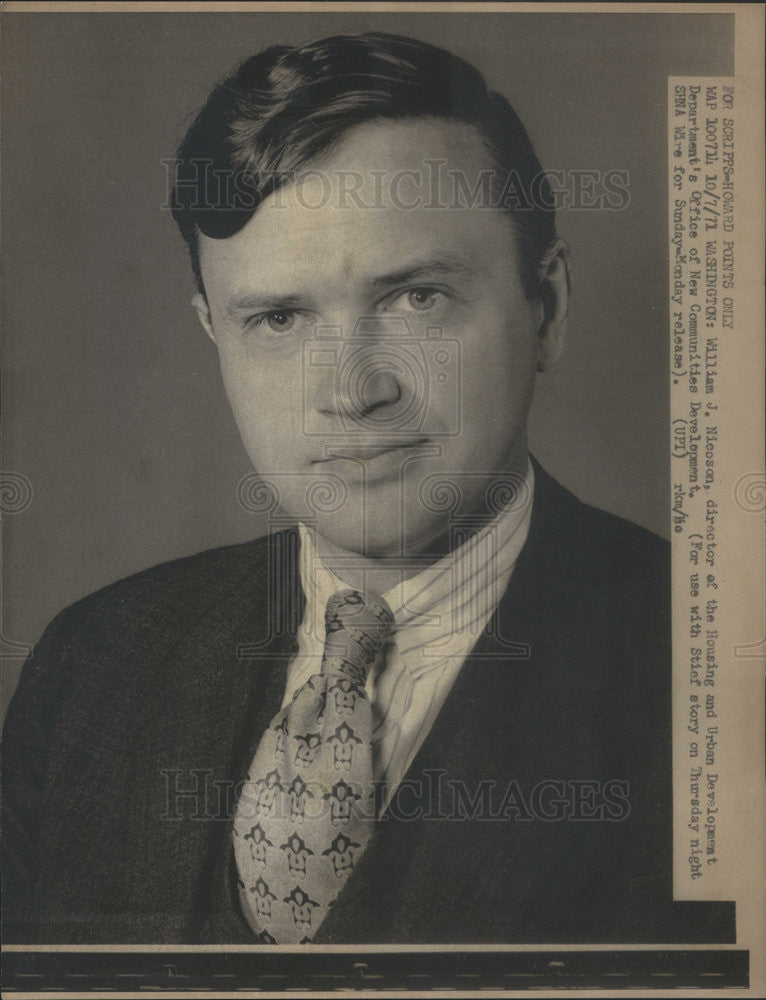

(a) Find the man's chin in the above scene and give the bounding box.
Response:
[309,505,451,564]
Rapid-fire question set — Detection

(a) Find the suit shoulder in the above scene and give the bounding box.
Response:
[578,503,670,622]
[564,502,670,669]
[578,498,669,563]
[7,531,297,727]
[55,534,273,626]
[26,530,299,675]
[539,467,668,572]
[529,464,670,619]
[5,531,297,764]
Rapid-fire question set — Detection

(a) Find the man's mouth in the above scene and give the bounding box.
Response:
[315,439,428,462]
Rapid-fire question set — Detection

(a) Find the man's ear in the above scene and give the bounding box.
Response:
[191,292,217,345]
[533,238,571,373]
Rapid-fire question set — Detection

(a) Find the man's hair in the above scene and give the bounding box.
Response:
[171,32,556,297]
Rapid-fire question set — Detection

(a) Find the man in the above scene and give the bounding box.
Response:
[3,32,733,944]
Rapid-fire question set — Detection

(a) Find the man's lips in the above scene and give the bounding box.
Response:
[314,439,428,462]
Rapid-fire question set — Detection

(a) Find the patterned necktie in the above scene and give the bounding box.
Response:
[233,589,394,943]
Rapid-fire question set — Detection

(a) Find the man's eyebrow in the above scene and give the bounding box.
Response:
[224,292,304,318]
[369,256,481,288]
[223,257,480,318]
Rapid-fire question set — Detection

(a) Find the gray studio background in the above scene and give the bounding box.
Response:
[2,11,733,719]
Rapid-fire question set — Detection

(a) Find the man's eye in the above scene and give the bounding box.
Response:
[405,287,440,311]
[248,310,314,337]
[385,287,444,314]
[263,310,296,333]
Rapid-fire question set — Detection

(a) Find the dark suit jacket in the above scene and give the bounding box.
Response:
[2,462,734,943]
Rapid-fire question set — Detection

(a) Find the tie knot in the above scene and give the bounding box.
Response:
[322,589,394,685]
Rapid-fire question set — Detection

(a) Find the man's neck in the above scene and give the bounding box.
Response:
[306,539,437,595]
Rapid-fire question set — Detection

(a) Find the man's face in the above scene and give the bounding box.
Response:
[194,118,562,558]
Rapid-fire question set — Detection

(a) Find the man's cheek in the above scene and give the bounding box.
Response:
[244,409,306,471]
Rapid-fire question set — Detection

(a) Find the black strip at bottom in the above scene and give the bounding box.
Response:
[1,948,749,992]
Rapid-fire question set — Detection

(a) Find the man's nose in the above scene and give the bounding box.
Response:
[334,362,402,420]
[314,337,405,423]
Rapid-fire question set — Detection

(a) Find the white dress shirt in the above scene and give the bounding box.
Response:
[281,460,534,813]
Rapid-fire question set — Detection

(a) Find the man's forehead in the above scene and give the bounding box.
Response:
[201,218,518,314]
[207,215,508,315]
[196,117,522,299]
